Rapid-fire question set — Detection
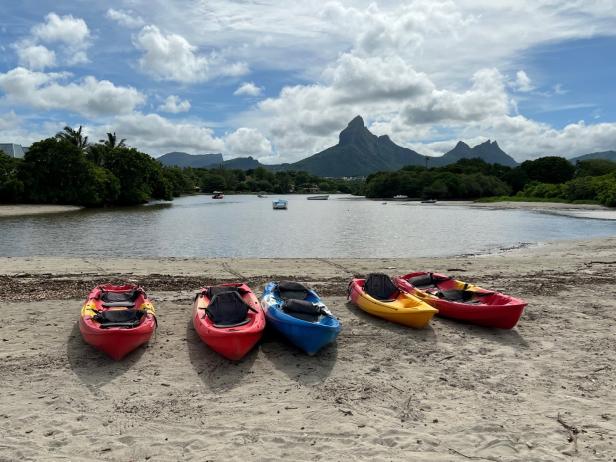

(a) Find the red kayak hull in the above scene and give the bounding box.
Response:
[395,272,527,329]
[79,284,156,360]
[193,283,265,360]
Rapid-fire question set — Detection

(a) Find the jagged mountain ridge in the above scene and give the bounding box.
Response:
[157,116,520,176]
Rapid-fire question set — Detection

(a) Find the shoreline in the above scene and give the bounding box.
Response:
[1,237,615,460]
[0,204,83,218]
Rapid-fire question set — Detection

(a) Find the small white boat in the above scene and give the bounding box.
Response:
[272,199,288,210]
[307,195,329,200]
[212,191,224,199]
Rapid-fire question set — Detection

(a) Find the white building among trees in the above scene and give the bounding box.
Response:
[0,143,27,158]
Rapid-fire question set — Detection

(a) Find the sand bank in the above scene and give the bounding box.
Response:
[464,200,616,220]
[0,204,82,218]
[1,239,615,460]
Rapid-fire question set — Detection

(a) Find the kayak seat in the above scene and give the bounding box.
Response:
[100,290,143,310]
[407,273,451,289]
[206,285,248,299]
[282,299,322,322]
[277,281,311,300]
[364,273,399,301]
[102,301,136,308]
[93,309,145,328]
[435,290,493,303]
[206,291,251,328]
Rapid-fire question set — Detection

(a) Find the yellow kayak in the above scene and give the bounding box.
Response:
[348,274,437,328]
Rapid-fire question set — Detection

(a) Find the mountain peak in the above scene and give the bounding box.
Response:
[455,141,470,149]
[347,115,365,128]
[339,115,371,145]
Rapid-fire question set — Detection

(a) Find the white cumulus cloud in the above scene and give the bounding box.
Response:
[512,70,534,92]
[158,95,191,113]
[106,9,145,29]
[12,13,91,69]
[31,13,90,45]
[133,25,248,83]
[234,82,263,97]
[13,44,56,70]
[0,67,146,118]
[224,127,273,158]
[92,112,225,155]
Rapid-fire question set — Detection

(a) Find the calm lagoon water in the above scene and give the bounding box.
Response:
[1,194,615,258]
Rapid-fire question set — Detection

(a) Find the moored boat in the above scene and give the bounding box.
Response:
[348,273,437,328]
[79,284,157,360]
[272,199,288,209]
[261,281,340,355]
[193,283,265,360]
[307,195,329,200]
[394,272,527,329]
[212,191,224,199]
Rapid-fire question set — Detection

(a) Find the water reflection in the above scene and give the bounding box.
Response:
[0,195,614,258]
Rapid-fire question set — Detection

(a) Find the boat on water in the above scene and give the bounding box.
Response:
[193,283,265,360]
[272,199,288,209]
[212,191,224,199]
[257,194,267,198]
[421,199,437,203]
[394,272,527,329]
[261,281,340,355]
[79,284,157,360]
[307,195,329,200]
[348,273,437,328]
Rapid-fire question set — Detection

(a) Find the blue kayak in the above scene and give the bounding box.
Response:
[261,281,340,355]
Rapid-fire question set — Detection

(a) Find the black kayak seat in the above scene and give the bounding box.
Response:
[205,285,248,299]
[100,290,141,303]
[93,308,145,329]
[277,281,311,300]
[364,273,399,301]
[206,291,251,328]
[282,299,323,323]
[406,273,450,289]
[436,289,493,303]
[102,301,136,308]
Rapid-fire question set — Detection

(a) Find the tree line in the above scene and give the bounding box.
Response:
[0,128,363,206]
[2,130,615,207]
[0,127,194,206]
[364,156,616,207]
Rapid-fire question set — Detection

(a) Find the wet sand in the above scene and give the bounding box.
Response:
[0,204,82,218]
[0,239,615,460]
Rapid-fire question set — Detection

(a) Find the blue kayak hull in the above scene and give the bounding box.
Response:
[262,282,340,355]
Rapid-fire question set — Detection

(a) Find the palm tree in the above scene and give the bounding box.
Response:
[100,132,126,149]
[56,126,88,150]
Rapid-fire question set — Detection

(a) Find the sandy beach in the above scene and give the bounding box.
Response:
[1,239,615,461]
[466,201,616,221]
[0,204,82,218]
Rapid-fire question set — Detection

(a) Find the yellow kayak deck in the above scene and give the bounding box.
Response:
[355,290,438,328]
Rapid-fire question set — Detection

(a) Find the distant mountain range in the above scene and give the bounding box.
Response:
[431,140,517,167]
[157,116,614,176]
[569,150,616,163]
[157,151,223,168]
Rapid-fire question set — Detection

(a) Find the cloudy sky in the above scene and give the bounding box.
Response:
[1,0,615,162]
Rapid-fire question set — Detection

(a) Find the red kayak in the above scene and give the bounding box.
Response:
[193,283,265,360]
[394,272,527,329]
[79,284,157,360]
